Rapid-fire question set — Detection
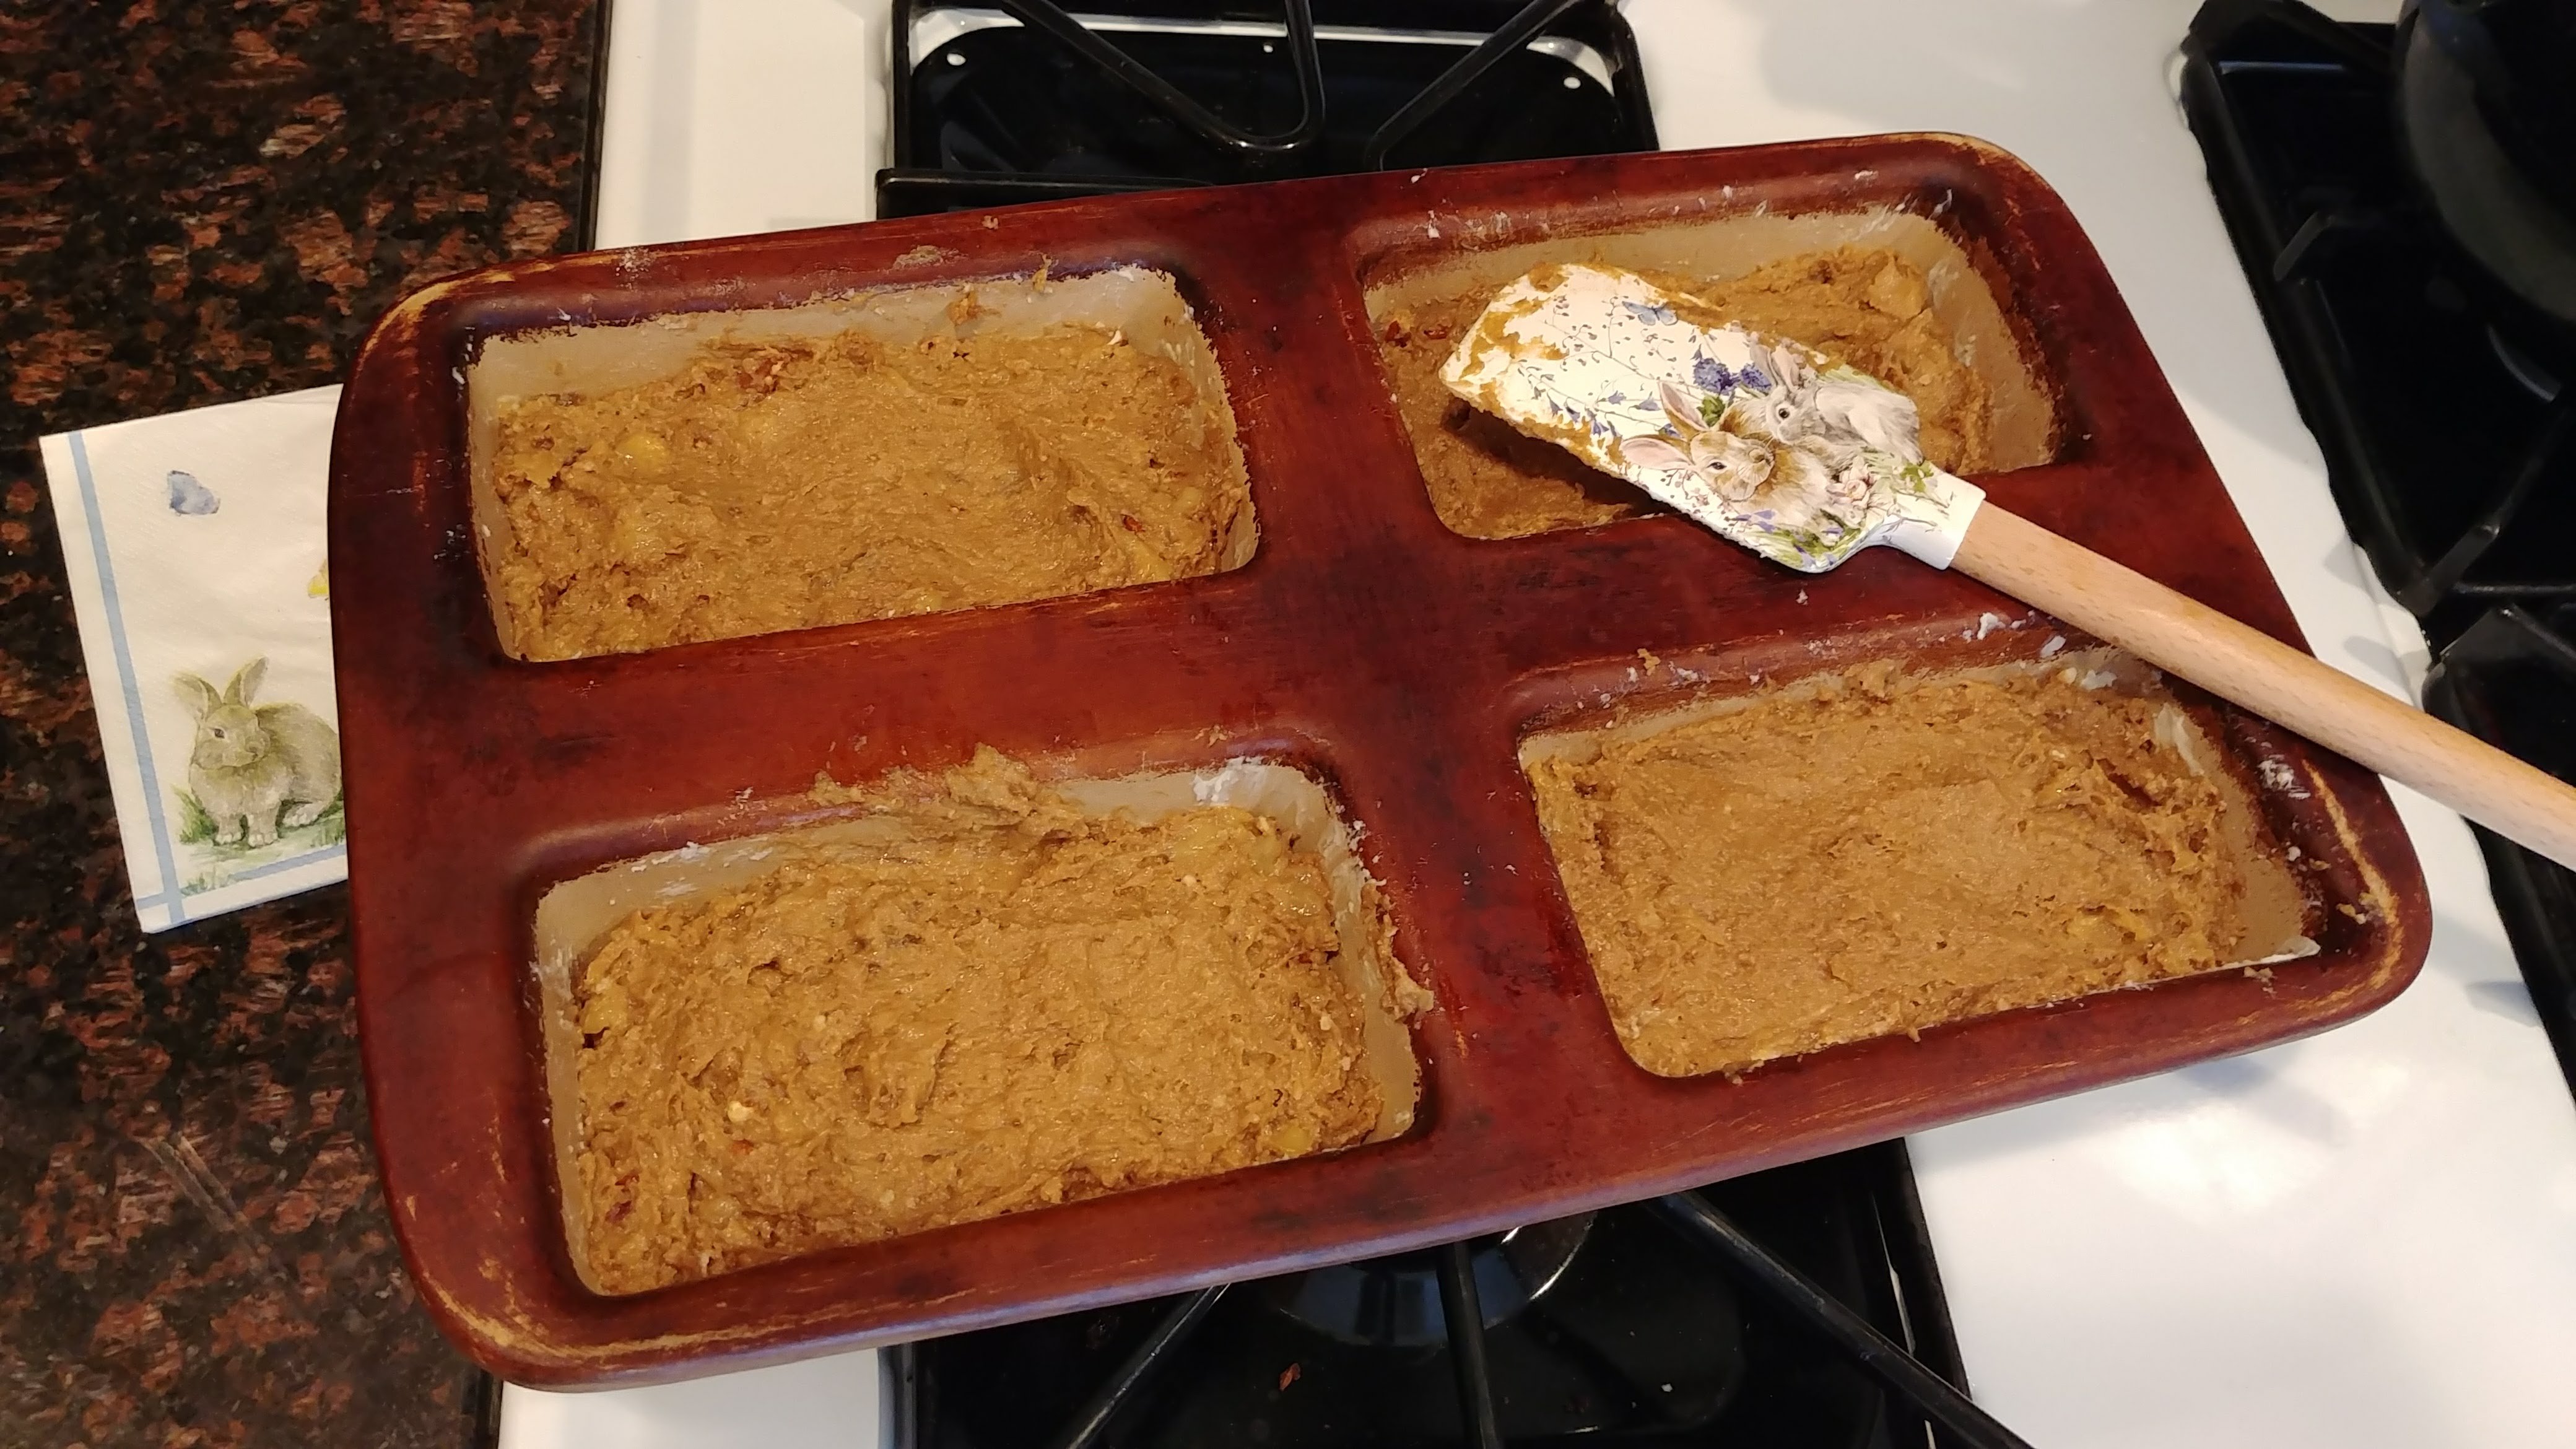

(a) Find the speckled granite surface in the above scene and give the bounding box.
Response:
[1,4,601,1445]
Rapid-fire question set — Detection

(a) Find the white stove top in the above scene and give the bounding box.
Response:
[514,4,2576,1444]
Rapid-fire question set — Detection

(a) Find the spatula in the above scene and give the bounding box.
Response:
[1442,262,2576,872]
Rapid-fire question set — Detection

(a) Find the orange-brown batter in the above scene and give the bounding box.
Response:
[1378,247,1996,539]
[489,323,1250,660]
[571,751,1401,1293]
[1526,662,2268,1077]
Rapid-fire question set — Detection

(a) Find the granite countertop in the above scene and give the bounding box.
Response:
[1,4,601,1444]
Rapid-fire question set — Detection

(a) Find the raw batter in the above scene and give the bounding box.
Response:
[571,751,1406,1294]
[488,320,1250,660]
[1526,662,2266,1077]
[1378,247,1997,539]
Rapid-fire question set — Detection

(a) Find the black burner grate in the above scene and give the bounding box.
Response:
[2180,0,2575,649]
[2426,605,2576,1092]
[892,1143,2010,1449]
[879,0,1656,218]
[2180,0,2576,1100]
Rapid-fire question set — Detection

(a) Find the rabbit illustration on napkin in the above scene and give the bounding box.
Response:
[173,656,342,851]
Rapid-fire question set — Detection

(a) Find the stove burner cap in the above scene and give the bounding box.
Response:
[1259,1213,1595,1348]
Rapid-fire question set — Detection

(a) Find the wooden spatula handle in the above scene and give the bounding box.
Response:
[1951,502,2576,871]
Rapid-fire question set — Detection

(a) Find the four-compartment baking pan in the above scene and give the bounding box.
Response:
[330,135,2428,1385]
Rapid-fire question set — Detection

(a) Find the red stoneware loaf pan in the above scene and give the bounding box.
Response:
[330,134,2427,1385]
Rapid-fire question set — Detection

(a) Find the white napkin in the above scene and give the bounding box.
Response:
[40,388,346,931]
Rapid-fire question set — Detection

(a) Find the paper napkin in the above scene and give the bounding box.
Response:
[40,388,346,931]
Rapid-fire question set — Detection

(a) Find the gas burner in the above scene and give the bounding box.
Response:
[1259,1213,1593,1347]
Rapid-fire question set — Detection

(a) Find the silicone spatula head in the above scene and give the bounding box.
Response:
[1438,263,1986,573]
